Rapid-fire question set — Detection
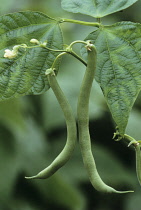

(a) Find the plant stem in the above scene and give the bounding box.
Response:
[69,40,88,48]
[60,18,100,27]
[44,47,87,66]
[68,51,87,66]
[52,52,67,69]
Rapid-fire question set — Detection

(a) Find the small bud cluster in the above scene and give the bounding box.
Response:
[4,44,27,59]
[4,38,47,59]
[30,39,40,45]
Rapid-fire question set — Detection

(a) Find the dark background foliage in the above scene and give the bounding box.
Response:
[0,0,141,209]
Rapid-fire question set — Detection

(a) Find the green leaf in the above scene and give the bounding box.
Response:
[81,22,141,135]
[0,11,63,100]
[61,0,138,18]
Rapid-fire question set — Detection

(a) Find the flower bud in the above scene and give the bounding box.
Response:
[30,39,40,45]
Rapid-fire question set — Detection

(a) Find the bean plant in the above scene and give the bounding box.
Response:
[0,0,141,194]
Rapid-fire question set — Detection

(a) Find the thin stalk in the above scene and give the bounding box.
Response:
[60,18,100,27]
[44,47,87,66]
[69,40,88,49]
[68,51,87,66]
[52,52,67,69]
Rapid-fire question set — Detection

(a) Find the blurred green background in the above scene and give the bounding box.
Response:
[0,0,141,210]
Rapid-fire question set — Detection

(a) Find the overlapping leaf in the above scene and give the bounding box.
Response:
[0,11,63,100]
[61,0,138,18]
[81,22,141,134]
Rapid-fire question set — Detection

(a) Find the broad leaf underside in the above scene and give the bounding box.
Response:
[61,0,138,18]
[0,11,63,100]
[81,22,141,134]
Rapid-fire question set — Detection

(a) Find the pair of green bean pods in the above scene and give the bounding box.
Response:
[25,41,133,193]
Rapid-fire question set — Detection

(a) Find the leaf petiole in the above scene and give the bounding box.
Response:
[60,18,100,27]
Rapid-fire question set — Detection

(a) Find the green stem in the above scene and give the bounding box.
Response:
[45,46,65,52]
[44,47,87,66]
[52,52,67,69]
[60,18,100,27]
[68,51,87,66]
[69,40,88,48]
[50,51,86,69]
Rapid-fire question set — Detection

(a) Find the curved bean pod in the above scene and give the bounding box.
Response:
[135,143,141,185]
[77,42,133,193]
[25,69,77,179]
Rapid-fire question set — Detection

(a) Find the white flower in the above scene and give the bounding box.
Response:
[30,39,40,45]
[4,44,27,59]
[4,49,17,59]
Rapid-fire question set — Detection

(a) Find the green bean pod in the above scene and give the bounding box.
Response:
[135,143,141,185]
[25,70,77,179]
[77,42,133,193]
